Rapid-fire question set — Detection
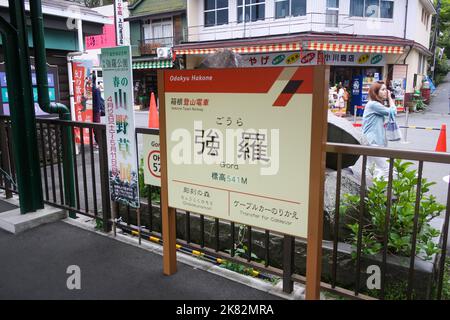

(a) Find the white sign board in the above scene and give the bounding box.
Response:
[163,67,316,238]
[143,134,161,187]
[114,0,125,46]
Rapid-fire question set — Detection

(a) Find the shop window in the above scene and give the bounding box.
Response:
[422,9,430,29]
[204,0,229,27]
[274,0,306,19]
[380,1,393,18]
[349,0,393,19]
[238,0,265,23]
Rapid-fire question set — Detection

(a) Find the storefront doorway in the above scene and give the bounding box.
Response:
[132,69,157,110]
[329,66,383,116]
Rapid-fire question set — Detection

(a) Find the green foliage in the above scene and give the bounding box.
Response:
[138,157,160,203]
[95,217,103,230]
[367,280,416,300]
[435,53,450,85]
[138,158,147,197]
[341,160,444,260]
[223,224,266,264]
[219,223,280,284]
[441,257,450,300]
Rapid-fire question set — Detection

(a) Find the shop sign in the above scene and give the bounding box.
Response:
[324,52,385,66]
[241,51,320,68]
[101,46,140,208]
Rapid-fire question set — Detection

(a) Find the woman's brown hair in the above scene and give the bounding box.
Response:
[368,81,385,104]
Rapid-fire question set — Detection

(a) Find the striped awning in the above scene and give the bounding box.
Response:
[132,59,173,70]
[174,43,302,55]
[307,42,404,54]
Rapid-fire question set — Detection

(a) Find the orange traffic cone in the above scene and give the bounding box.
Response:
[148,92,159,129]
[435,124,447,152]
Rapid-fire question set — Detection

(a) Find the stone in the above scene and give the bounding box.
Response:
[327,111,366,169]
[198,49,242,69]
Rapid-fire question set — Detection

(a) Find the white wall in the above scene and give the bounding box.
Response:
[187,0,201,41]
[404,49,427,92]
[186,0,432,47]
[405,0,433,48]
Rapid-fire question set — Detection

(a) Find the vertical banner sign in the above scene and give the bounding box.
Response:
[114,0,125,46]
[72,59,93,144]
[101,46,140,208]
[143,133,161,187]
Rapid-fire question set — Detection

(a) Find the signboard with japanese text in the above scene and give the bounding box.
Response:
[161,67,323,238]
[114,0,125,46]
[241,51,322,68]
[143,133,161,187]
[101,46,139,208]
[240,52,384,68]
[323,52,385,66]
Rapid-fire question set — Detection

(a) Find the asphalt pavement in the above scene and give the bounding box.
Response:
[0,221,283,300]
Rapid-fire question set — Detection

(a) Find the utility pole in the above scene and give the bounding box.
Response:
[432,0,442,81]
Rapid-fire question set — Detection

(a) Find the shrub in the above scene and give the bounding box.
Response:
[341,160,445,260]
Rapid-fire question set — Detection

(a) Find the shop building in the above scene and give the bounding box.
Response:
[0,0,110,115]
[174,0,435,113]
[126,0,187,109]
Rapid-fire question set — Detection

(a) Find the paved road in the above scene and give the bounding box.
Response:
[0,221,282,300]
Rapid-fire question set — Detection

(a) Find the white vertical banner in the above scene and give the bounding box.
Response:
[114,0,125,46]
[101,46,140,208]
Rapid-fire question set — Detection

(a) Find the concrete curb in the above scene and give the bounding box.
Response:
[0,195,66,234]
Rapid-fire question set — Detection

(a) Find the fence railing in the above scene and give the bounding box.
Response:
[0,116,449,300]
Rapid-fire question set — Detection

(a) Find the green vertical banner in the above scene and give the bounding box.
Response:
[101,46,140,208]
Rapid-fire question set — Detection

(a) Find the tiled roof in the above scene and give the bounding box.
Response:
[129,0,186,17]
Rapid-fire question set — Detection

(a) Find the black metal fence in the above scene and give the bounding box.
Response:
[0,116,449,300]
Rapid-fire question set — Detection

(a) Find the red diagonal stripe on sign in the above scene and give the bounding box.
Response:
[273,67,314,107]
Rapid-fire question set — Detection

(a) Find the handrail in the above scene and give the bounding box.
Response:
[326,142,450,164]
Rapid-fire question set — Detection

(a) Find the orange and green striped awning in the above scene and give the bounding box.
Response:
[307,42,404,54]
